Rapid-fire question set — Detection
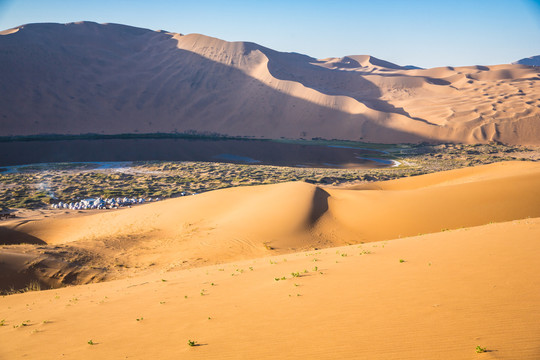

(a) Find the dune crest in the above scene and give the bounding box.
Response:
[0,22,539,143]
[1,161,539,291]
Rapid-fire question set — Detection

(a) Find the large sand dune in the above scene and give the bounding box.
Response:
[1,161,540,359]
[1,22,539,144]
[1,161,539,289]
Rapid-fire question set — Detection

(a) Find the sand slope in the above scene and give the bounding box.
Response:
[1,217,539,359]
[0,22,539,144]
[1,161,540,359]
[1,161,539,290]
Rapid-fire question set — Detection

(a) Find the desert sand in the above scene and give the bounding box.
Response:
[1,161,540,359]
[2,161,539,287]
[0,21,539,144]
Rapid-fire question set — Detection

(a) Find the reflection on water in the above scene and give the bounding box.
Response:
[213,154,260,164]
[0,138,393,169]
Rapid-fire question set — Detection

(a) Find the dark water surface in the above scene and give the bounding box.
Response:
[0,138,394,169]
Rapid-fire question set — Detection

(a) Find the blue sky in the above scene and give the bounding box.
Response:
[0,0,539,68]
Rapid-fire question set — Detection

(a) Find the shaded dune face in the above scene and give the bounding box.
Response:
[0,22,539,144]
[0,227,45,246]
[0,22,426,143]
[1,161,539,292]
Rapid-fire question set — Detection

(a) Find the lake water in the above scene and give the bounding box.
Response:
[0,138,394,169]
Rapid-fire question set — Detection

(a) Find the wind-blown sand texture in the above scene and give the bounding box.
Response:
[1,161,540,359]
[1,22,539,144]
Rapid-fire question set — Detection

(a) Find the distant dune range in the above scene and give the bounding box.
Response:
[1,22,540,144]
[514,55,540,66]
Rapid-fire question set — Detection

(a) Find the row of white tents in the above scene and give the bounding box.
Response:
[50,196,161,210]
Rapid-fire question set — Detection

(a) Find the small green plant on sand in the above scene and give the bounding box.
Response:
[187,339,197,347]
[399,259,405,263]
[0,319,5,326]
[291,272,300,277]
[88,340,95,345]
[13,320,30,328]
[475,345,487,353]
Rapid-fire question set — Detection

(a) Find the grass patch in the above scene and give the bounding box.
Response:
[475,345,487,353]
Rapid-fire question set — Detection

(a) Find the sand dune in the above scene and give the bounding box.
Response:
[1,161,539,290]
[1,162,540,358]
[1,216,539,359]
[0,22,539,144]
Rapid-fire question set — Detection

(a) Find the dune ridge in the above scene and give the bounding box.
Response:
[0,22,539,144]
[1,162,539,359]
[1,161,539,291]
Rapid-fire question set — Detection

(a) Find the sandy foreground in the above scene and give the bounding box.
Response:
[1,161,540,359]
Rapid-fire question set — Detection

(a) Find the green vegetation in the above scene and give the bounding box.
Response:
[399,259,405,263]
[187,339,197,347]
[0,143,535,210]
[0,131,244,143]
[1,281,42,296]
[25,281,41,292]
[475,345,487,353]
[88,340,95,345]
[13,320,30,328]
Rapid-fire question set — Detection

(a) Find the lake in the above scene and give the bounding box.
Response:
[0,138,395,169]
